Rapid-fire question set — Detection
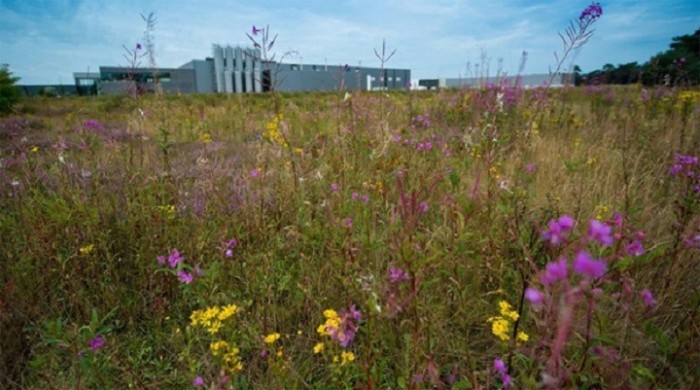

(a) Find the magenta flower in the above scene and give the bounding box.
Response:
[418,201,429,213]
[88,334,105,352]
[250,168,260,178]
[167,249,184,269]
[352,192,359,200]
[361,194,369,204]
[178,270,193,284]
[541,258,569,285]
[525,287,545,306]
[493,358,506,375]
[525,163,536,173]
[387,267,409,283]
[224,248,234,258]
[344,218,353,228]
[252,25,262,35]
[641,289,656,308]
[541,215,575,245]
[329,305,361,348]
[573,251,607,279]
[626,240,645,256]
[156,255,166,265]
[193,376,205,387]
[587,219,614,247]
[330,183,340,192]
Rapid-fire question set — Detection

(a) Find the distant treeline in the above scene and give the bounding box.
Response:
[576,28,699,86]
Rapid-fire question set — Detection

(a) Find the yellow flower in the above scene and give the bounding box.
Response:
[79,244,94,255]
[594,204,609,221]
[264,333,281,345]
[30,146,39,153]
[210,340,229,356]
[499,301,519,321]
[199,132,212,144]
[218,304,238,321]
[517,331,529,343]
[340,351,355,365]
[313,342,325,354]
[323,309,338,319]
[488,316,511,342]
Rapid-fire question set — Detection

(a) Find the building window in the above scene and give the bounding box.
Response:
[396,77,401,82]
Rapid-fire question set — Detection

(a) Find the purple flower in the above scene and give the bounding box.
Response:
[88,334,105,352]
[579,2,603,22]
[167,249,184,269]
[329,305,361,348]
[626,240,645,256]
[418,201,429,213]
[388,267,409,283]
[525,287,545,306]
[525,163,536,173]
[541,258,569,285]
[573,251,607,279]
[641,289,656,308]
[136,43,142,50]
[156,255,166,265]
[501,373,512,389]
[193,376,205,387]
[194,265,203,277]
[352,191,359,200]
[252,25,262,36]
[250,168,260,178]
[541,215,575,246]
[330,183,340,192]
[344,218,353,228]
[178,270,193,284]
[224,248,234,258]
[361,194,369,204]
[587,219,614,247]
[493,358,506,375]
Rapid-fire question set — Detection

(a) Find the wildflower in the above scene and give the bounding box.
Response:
[387,267,409,283]
[525,163,536,173]
[525,287,545,306]
[250,168,260,178]
[178,270,193,284]
[541,258,569,285]
[344,218,353,228]
[79,244,94,255]
[88,334,105,352]
[488,316,511,341]
[361,194,369,203]
[136,43,142,50]
[541,215,575,245]
[313,342,325,354]
[218,304,238,321]
[252,25,262,35]
[318,305,361,348]
[641,289,656,308]
[579,2,603,22]
[499,301,519,321]
[418,201,429,213]
[340,351,355,365]
[573,251,607,279]
[167,249,184,269]
[330,183,340,192]
[30,146,39,153]
[193,376,205,387]
[264,333,281,344]
[352,192,359,200]
[493,358,506,375]
[516,331,529,343]
[587,219,613,247]
[626,240,645,256]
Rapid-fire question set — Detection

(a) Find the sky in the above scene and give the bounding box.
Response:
[1,0,698,85]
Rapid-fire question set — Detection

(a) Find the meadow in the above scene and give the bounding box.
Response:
[0,82,698,389]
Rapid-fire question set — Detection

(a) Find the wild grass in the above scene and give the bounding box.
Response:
[1,85,699,389]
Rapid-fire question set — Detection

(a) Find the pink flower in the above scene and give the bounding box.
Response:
[330,183,340,192]
[541,258,568,285]
[525,287,545,306]
[573,251,607,279]
[588,219,614,247]
[88,334,105,352]
[178,270,193,284]
[641,289,656,308]
[193,376,205,387]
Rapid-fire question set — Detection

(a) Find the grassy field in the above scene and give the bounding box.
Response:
[1,85,699,389]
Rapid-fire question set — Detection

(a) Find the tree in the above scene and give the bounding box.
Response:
[0,64,21,115]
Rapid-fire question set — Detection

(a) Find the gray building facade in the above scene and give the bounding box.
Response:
[73,44,410,95]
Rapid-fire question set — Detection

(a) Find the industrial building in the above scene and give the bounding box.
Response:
[72,44,411,95]
[418,73,571,90]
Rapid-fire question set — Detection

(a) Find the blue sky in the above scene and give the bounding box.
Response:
[1,0,698,85]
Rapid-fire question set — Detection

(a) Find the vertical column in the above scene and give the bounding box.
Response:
[213,45,224,93]
[234,47,243,93]
[253,48,262,92]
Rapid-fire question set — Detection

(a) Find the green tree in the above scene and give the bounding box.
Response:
[0,64,21,115]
